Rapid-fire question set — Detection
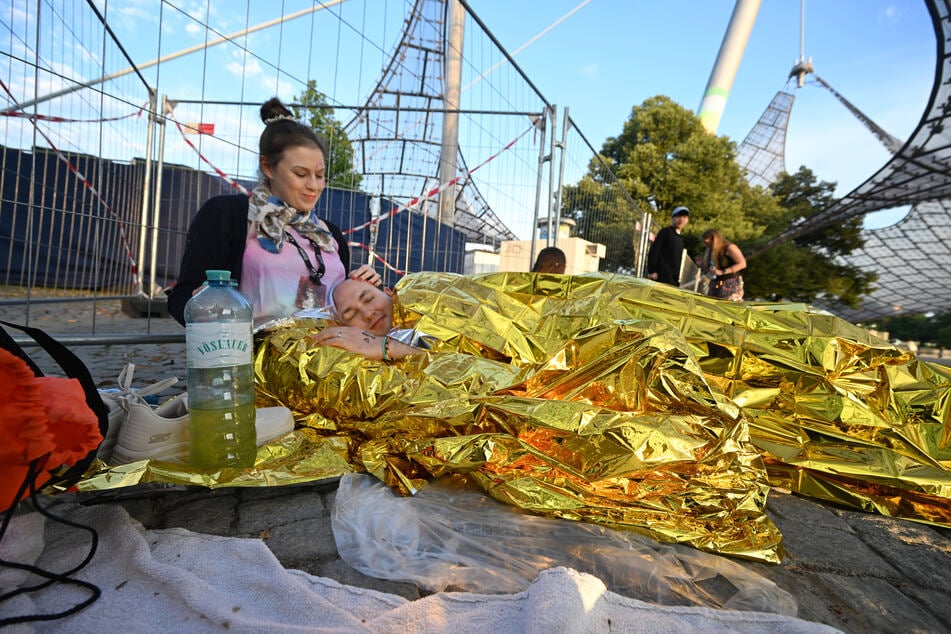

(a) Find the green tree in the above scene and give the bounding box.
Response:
[293,80,362,190]
[867,311,951,348]
[742,167,876,308]
[562,96,775,271]
[561,96,875,308]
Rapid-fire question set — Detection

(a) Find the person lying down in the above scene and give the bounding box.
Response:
[253,270,951,563]
[311,277,429,360]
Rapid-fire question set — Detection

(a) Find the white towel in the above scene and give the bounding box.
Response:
[0,502,839,633]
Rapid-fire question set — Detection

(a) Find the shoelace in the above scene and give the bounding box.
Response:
[108,363,180,410]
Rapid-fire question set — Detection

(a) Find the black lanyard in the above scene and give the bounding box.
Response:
[283,230,326,285]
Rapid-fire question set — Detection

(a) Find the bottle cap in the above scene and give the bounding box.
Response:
[205,269,231,282]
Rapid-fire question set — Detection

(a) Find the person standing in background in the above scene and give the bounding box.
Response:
[532,246,567,274]
[701,229,746,301]
[646,206,690,286]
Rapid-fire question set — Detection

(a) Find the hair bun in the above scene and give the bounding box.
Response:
[260,97,293,124]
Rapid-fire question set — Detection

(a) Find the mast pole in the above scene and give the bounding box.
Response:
[697,0,763,134]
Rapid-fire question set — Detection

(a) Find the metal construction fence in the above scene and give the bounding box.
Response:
[1,0,660,343]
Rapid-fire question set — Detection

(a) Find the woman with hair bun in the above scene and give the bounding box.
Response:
[167,97,380,327]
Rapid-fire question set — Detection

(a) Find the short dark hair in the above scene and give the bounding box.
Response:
[532,246,567,273]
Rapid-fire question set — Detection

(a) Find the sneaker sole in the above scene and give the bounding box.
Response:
[112,406,295,465]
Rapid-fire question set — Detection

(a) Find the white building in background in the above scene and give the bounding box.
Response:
[464,245,501,275]
[464,218,606,274]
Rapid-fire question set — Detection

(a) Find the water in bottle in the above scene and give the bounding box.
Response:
[184,269,257,469]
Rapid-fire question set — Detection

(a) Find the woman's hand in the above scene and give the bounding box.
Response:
[349,264,382,287]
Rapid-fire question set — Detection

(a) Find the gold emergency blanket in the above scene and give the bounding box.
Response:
[76,271,951,564]
[254,271,951,562]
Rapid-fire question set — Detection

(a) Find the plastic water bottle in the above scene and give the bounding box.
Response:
[184,269,256,469]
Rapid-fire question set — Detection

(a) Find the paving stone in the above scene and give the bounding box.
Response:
[160,493,239,534]
[800,572,947,634]
[766,492,901,579]
[840,512,951,592]
[896,585,951,629]
[735,565,846,631]
[314,558,422,601]
[236,489,327,536]
[264,515,339,564]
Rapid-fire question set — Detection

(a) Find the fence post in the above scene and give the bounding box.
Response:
[530,107,550,268]
[135,88,157,296]
[148,95,169,299]
[553,106,569,248]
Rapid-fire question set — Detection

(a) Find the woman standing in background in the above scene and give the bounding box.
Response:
[701,229,746,301]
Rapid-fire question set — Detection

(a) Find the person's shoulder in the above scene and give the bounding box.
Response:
[191,195,249,234]
[321,216,341,231]
[320,216,346,240]
[197,194,249,221]
[201,194,249,211]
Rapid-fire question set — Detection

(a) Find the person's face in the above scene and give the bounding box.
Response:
[260,144,326,212]
[332,279,394,336]
[703,235,713,248]
[538,260,566,274]
[672,214,689,231]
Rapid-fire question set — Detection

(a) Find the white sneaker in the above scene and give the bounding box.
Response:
[255,406,297,445]
[98,363,180,463]
[111,393,190,464]
[109,366,295,465]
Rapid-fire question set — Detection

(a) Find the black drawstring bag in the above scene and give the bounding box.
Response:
[0,320,107,625]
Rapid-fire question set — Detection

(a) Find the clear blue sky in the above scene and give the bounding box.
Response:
[468,0,936,227]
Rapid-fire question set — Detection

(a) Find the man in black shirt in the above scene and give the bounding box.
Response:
[646,206,690,286]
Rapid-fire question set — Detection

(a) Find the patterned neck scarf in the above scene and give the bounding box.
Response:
[247,183,336,254]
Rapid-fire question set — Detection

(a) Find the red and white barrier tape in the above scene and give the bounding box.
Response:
[167,113,250,196]
[0,107,145,124]
[347,242,405,276]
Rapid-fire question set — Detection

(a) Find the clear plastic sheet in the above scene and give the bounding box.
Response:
[332,473,797,616]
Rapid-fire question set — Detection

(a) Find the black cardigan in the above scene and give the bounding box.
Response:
[166,195,351,325]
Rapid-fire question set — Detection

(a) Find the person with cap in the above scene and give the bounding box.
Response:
[646,206,690,286]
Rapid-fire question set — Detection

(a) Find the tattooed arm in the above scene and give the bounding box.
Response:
[312,326,420,361]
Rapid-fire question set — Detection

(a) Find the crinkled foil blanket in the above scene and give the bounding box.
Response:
[79,272,951,563]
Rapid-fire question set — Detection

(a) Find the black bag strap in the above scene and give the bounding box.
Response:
[0,320,43,375]
[0,320,108,488]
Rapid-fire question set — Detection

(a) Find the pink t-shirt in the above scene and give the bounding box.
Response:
[241,225,346,326]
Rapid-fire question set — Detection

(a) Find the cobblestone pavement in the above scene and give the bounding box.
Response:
[3,299,951,632]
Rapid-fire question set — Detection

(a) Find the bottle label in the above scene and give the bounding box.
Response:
[186,322,253,368]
